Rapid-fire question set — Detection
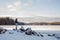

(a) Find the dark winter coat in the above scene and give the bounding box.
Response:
[15,18,18,23]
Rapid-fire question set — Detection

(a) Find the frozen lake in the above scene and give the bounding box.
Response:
[0,25,60,31]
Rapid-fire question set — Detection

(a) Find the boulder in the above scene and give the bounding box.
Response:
[0,29,3,34]
[39,33,44,37]
[13,29,16,31]
[48,34,52,36]
[0,29,7,34]
[57,37,60,39]
[40,34,44,37]
[52,34,55,36]
[9,32,14,34]
[1,29,7,34]
[0,27,7,34]
[20,27,25,32]
[48,34,55,36]
[32,31,38,35]
[25,28,32,35]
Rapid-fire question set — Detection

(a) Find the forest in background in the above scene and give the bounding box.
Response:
[0,17,60,25]
[0,17,25,25]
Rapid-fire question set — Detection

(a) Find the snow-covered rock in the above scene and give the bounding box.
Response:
[25,28,32,35]
[20,26,25,32]
[0,27,7,34]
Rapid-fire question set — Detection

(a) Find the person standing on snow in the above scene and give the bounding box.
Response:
[15,18,18,30]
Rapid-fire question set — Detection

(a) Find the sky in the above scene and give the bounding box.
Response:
[0,0,60,17]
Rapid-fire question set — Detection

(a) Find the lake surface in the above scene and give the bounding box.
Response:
[0,25,60,31]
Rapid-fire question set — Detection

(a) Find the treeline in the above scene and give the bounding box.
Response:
[0,17,25,25]
[0,17,15,25]
[0,17,60,25]
[26,22,60,25]
[49,22,60,25]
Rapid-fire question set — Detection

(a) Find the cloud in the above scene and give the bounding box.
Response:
[0,0,59,17]
[7,1,21,11]
[14,1,22,8]
[5,1,35,17]
[0,0,33,17]
[1,1,31,17]
[7,5,16,11]
[7,0,33,11]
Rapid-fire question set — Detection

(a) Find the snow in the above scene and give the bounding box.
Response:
[0,25,60,40]
[0,25,60,30]
[0,29,60,40]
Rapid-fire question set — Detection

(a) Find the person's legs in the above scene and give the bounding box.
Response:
[16,23,18,30]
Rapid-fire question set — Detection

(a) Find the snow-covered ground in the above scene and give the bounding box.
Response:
[0,29,60,40]
[0,25,60,30]
[0,25,60,40]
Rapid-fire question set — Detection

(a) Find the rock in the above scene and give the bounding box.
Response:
[2,32,5,34]
[48,34,55,36]
[13,29,16,31]
[0,27,3,34]
[39,32,44,37]
[25,28,32,35]
[1,29,7,34]
[25,31,32,35]
[20,29,25,31]
[37,34,39,36]
[0,29,3,34]
[32,31,37,35]
[52,34,55,36]
[20,27,25,32]
[0,27,7,34]
[54,34,60,39]
[48,34,52,36]
[9,32,14,34]
[40,34,44,37]
[57,37,60,39]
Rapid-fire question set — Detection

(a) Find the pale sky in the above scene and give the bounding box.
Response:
[0,0,60,17]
